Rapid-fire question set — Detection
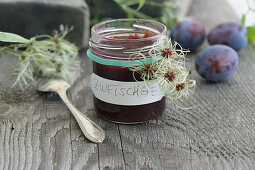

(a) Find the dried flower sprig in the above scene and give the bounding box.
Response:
[0,25,79,89]
[129,35,196,108]
[129,52,160,81]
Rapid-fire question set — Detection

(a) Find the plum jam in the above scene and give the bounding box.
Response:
[88,19,167,123]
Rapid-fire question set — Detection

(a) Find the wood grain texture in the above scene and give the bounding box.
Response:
[0,0,255,169]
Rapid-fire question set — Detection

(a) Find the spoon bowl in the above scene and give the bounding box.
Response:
[38,79,105,143]
[38,79,71,92]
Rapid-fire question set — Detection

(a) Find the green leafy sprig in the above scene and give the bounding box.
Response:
[242,0,255,43]
[114,0,178,27]
[0,26,79,89]
[92,0,178,28]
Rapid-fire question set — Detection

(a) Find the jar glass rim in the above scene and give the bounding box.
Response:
[89,18,167,61]
[90,18,167,42]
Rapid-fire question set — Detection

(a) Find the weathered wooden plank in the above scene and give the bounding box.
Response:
[0,0,255,169]
[115,0,255,169]
[0,51,125,170]
[69,52,125,170]
[0,53,73,169]
[68,58,99,170]
[0,97,73,170]
[184,0,255,168]
[39,98,72,170]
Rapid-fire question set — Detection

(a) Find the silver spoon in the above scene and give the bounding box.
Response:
[38,79,105,143]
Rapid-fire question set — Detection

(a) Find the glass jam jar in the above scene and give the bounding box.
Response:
[88,19,167,124]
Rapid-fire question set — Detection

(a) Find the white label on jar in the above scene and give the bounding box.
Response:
[91,73,164,106]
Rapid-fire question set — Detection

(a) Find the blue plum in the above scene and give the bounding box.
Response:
[208,22,247,51]
[170,19,205,51]
[195,45,238,82]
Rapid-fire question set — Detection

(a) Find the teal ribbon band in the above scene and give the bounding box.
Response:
[87,49,162,67]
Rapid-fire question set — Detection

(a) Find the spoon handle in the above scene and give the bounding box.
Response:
[57,89,105,143]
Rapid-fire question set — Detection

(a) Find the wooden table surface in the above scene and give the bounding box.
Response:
[1,0,255,169]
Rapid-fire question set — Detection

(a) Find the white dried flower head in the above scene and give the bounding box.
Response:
[129,52,160,81]
[149,36,189,61]
[129,35,196,108]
